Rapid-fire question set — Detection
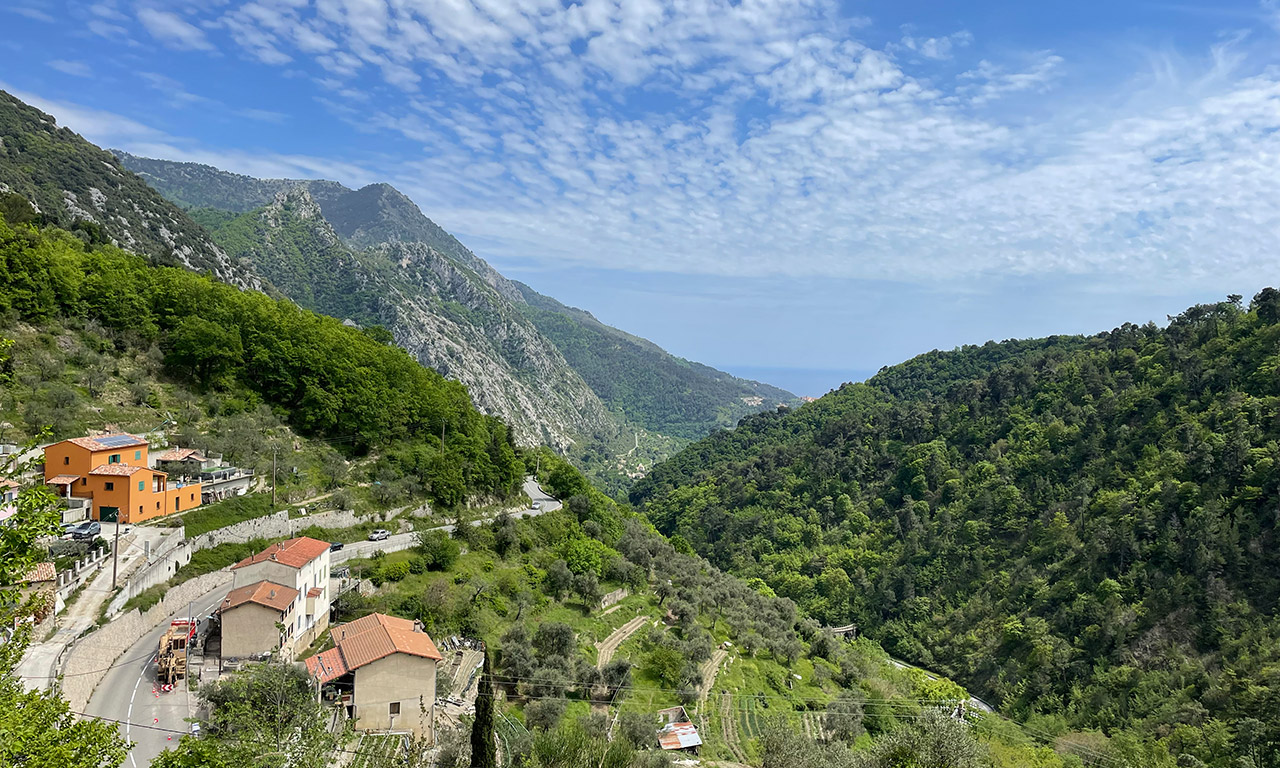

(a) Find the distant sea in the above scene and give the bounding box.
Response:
[722,366,878,399]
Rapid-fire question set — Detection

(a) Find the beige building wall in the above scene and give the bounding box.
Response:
[232,560,296,589]
[221,603,284,659]
[353,654,437,740]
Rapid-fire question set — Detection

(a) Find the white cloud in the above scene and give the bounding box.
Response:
[22,0,1280,294]
[48,59,93,77]
[10,7,55,22]
[136,7,213,50]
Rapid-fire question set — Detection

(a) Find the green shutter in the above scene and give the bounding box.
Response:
[138,480,145,492]
[135,450,141,460]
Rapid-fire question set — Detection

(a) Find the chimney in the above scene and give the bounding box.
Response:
[413,620,424,634]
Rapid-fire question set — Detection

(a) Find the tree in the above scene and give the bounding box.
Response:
[524,698,567,731]
[601,659,632,698]
[645,646,685,687]
[532,622,576,661]
[415,529,460,570]
[0,439,129,768]
[159,661,342,767]
[573,571,602,609]
[825,695,866,745]
[850,709,985,768]
[470,652,497,768]
[546,560,573,601]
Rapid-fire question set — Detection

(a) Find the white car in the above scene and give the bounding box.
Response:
[368,529,391,541]
[531,502,542,510]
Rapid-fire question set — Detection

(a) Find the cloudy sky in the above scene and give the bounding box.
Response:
[5,0,1280,395]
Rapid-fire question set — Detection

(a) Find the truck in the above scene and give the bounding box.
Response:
[157,619,196,686]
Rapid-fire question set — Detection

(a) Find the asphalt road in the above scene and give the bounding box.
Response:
[84,583,232,768]
[333,476,560,563]
[86,477,561,766]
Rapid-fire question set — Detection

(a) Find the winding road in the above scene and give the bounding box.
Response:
[80,477,561,766]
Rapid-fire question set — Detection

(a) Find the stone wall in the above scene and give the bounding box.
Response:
[61,570,234,712]
[188,508,368,552]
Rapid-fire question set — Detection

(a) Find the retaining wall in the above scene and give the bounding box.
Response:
[61,570,234,713]
[187,507,368,552]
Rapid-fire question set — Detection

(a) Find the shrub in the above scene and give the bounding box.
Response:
[380,561,411,582]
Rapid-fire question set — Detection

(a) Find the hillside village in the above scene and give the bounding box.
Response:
[0,81,1242,768]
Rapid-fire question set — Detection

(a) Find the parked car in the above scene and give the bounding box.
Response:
[531,502,542,510]
[329,541,344,552]
[368,529,391,541]
[70,521,101,540]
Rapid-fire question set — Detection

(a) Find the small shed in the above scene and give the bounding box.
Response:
[655,706,702,753]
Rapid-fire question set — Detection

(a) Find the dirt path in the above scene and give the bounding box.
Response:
[719,691,749,763]
[595,615,647,669]
[697,648,728,704]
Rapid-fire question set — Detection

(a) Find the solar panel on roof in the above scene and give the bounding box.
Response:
[97,435,140,447]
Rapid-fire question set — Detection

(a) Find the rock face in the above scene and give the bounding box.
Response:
[0,93,256,290]
[114,152,795,453]
[206,188,613,449]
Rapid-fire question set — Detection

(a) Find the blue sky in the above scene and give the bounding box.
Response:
[5,0,1280,396]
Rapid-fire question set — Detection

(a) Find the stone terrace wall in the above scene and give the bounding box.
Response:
[188,508,368,552]
[61,570,233,712]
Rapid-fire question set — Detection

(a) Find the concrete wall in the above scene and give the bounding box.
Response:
[105,530,193,617]
[61,570,233,712]
[221,602,284,659]
[353,653,437,740]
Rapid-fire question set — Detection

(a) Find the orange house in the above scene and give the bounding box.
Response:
[43,434,203,524]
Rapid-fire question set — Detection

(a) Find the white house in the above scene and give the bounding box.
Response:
[224,536,332,658]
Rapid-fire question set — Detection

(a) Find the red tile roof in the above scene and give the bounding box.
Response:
[307,587,322,598]
[0,479,17,490]
[306,613,442,684]
[89,464,153,477]
[153,448,206,462]
[306,648,348,683]
[220,580,298,613]
[65,434,147,452]
[22,562,57,583]
[46,474,80,485]
[232,537,331,570]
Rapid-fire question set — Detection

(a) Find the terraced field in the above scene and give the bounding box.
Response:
[349,734,404,768]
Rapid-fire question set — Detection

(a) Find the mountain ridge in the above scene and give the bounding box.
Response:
[113,150,797,462]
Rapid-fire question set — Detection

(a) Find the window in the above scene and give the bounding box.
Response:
[109,454,120,464]
[63,456,69,465]
[104,482,114,491]
[138,480,145,492]
[134,450,142,460]
[389,702,401,716]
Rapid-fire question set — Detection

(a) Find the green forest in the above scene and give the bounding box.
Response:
[0,194,522,507]
[634,295,1280,767]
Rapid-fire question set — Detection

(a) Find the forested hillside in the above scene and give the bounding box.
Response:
[0,94,254,288]
[634,296,1280,767]
[114,152,795,465]
[0,194,522,507]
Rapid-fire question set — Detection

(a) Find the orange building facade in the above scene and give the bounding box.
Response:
[43,434,202,524]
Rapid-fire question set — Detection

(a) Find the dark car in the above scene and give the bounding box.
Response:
[329,541,344,552]
[71,521,101,540]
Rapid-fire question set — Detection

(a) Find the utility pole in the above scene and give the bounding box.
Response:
[111,517,120,590]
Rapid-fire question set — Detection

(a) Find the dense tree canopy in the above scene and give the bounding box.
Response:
[635,294,1280,767]
[0,207,522,506]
